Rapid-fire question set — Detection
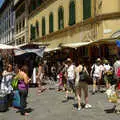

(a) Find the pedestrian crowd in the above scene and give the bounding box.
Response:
[0,55,120,115]
[49,57,120,112]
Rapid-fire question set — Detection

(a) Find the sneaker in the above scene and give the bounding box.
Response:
[78,106,82,111]
[85,104,92,109]
[92,92,95,95]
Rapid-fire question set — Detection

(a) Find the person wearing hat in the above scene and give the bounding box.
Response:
[103,59,113,89]
[65,58,76,100]
[90,58,103,94]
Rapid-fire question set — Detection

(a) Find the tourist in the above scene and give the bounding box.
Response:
[17,65,30,115]
[51,63,57,81]
[91,58,103,94]
[1,64,14,106]
[103,59,113,89]
[65,58,76,100]
[36,62,45,95]
[75,61,92,110]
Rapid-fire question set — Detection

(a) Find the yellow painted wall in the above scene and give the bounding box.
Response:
[28,0,89,41]
[103,19,120,38]
[102,0,120,14]
[28,0,120,45]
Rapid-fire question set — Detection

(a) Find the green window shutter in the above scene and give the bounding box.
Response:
[83,0,91,20]
[30,25,33,40]
[49,13,54,33]
[69,0,76,26]
[33,26,36,39]
[31,0,36,11]
[38,0,42,6]
[58,7,64,30]
[36,21,39,37]
[42,17,46,36]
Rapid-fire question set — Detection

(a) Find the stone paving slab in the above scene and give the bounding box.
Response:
[0,83,120,120]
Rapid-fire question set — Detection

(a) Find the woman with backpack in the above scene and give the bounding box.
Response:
[17,65,30,115]
[103,60,113,89]
[75,62,92,111]
[90,58,103,94]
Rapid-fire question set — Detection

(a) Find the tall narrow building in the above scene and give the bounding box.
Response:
[14,0,29,45]
[0,0,15,45]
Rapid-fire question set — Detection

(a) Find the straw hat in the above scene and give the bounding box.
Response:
[96,58,101,62]
[66,58,72,63]
[104,59,109,64]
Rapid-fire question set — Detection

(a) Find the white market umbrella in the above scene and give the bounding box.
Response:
[0,44,17,49]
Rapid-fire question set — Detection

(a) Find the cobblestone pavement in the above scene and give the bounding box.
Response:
[0,81,120,120]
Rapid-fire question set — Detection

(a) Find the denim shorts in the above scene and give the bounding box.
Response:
[67,79,75,91]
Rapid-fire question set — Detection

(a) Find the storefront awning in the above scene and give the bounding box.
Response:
[16,42,47,49]
[44,42,62,52]
[61,42,93,48]
[44,47,61,52]
[0,44,17,49]
[91,38,118,45]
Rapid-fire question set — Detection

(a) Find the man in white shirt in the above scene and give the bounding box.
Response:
[66,58,76,100]
[91,58,103,94]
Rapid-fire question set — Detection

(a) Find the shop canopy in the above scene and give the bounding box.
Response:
[61,42,93,48]
[44,47,60,52]
[14,47,45,57]
[44,42,61,52]
[91,38,118,45]
[0,44,17,49]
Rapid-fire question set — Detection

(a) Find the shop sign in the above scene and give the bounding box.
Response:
[104,29,112,34]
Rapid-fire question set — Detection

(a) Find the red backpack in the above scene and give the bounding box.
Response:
[117,67,120,78]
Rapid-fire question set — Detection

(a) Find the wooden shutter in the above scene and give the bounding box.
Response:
[69,0,76,26]
[83,0,91,20]
[49,13,54,33]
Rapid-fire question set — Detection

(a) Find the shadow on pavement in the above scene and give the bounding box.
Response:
[62,96,75,103]
[73,103,85,109]
[104,107,115,113]
[16,108,34,114]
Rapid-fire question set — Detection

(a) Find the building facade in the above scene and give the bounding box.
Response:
[0,0,15,45]
[14,0,29,45]
[28,0,120,61]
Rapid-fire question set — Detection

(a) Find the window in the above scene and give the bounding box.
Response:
[49,12,54,33]
[16,3,25,18]
[58,7,64,30]
[42,17,46,36]
[69,0,76,26]
[30,24,36,40]
[22,19,25,29]
[19,22,21,32]
[83,0,91,20]
[37,0,43,6]
[31,0,36,11]
[36,21,39,37]
[16,24,18,33]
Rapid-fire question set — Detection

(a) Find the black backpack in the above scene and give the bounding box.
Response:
[79,66,89,81]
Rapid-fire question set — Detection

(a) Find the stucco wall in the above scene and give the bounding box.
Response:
[102,0,120,14]
[103,18,120,38]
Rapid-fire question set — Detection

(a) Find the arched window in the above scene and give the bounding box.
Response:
[36,21,39,37]
[42,17,46,36]
[49,12,54,33]
[58,7,64,30]
[69,0,76,26]
[83,0,91,20]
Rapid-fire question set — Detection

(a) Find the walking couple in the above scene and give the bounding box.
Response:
[65,58,92,111]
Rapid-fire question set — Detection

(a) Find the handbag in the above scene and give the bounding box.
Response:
[11,77,18,90]
[79,66,89,81]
